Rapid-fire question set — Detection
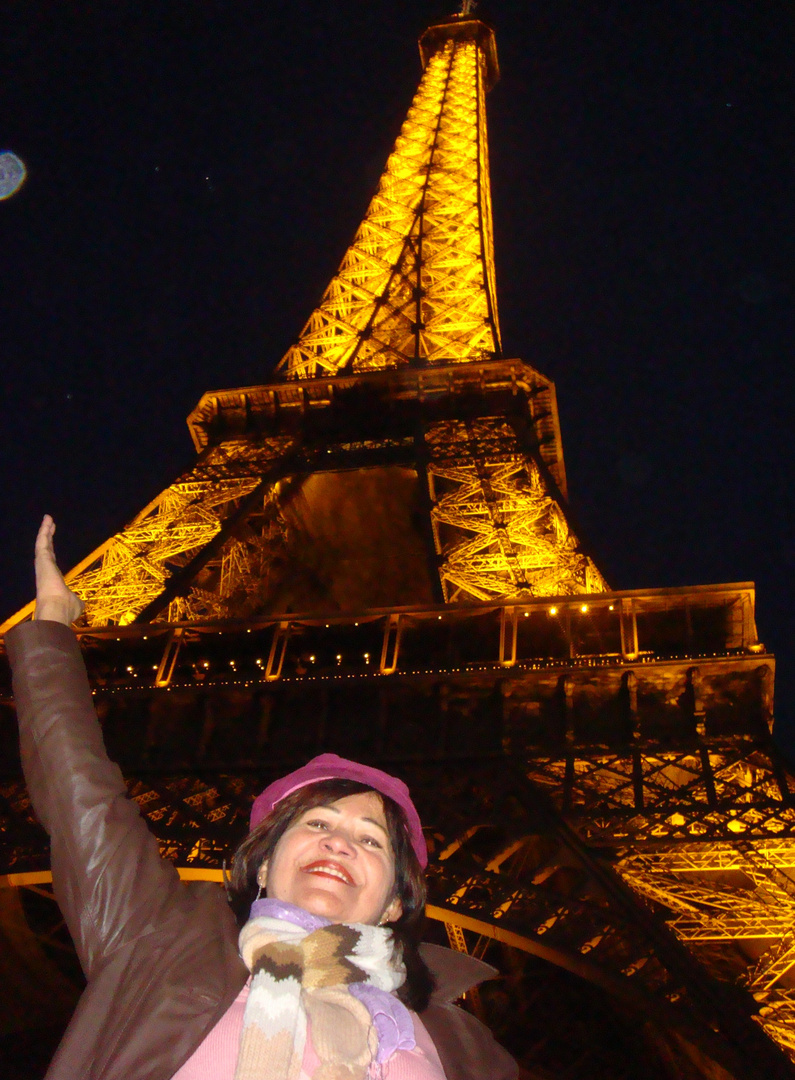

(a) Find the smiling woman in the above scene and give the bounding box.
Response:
[3,517,518,1080]
[181,764,440,1080]
[259,791,402,926]
[212,765,438,1080]
[228,765,434,1010]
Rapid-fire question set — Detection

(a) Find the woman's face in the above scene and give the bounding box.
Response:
[261,790,403,926]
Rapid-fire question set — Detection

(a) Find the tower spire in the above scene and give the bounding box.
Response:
[278,17,501,378]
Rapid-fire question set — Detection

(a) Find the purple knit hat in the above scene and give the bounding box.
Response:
[249,753,428,868]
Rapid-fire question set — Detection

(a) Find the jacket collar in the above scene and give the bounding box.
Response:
[420,943,497,1005]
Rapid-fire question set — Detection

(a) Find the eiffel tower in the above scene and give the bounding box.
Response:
[2,10,795,1079]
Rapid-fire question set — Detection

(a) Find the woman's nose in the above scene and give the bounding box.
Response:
[320,828,355,855]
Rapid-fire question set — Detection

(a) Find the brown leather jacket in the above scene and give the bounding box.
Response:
[7,621,518,1080]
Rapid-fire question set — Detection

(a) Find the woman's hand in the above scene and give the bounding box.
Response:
[34,515,85,625]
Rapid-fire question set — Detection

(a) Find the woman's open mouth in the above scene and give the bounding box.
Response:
[301,860,355,886]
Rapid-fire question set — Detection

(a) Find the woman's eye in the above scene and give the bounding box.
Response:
[306,818,329,829]
[360,836,383,849]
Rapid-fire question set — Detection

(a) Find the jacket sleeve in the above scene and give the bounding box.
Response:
[5,619,187,981]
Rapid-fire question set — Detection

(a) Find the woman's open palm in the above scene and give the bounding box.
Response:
[34,515,85,625]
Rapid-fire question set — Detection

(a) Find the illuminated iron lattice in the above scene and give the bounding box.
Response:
[0,19,601,633]
[0,440,295,630]
[427,417,606,601]
[277,28,500,377]
[515,744,795,1060]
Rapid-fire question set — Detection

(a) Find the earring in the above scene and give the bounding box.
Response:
[255,861,268,902]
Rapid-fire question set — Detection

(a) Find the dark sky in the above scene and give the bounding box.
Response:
[2,2,793,744]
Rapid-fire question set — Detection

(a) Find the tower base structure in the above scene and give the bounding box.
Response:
[3,578,795,1078]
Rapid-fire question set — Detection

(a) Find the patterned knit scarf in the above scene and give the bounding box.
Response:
[233,899,415,1080]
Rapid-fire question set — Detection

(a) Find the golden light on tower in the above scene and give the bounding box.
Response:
[278,18,501,377]
[1,14,604,632]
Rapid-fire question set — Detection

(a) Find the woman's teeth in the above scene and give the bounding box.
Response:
[305,863,352,884]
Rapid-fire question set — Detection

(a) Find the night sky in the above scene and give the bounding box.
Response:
[2,2,793,745]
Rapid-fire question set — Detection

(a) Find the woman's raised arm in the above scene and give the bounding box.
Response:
[5,518,189,979]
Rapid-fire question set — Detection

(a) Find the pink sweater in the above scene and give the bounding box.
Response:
[173,980,447,1080]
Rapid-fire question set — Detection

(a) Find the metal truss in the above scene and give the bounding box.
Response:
[524,745,793,844]
[277,23,500,378]
[425,417,606,601]
[519,744,795,1063]
[0,440,294,632]
[617,841,795,1057]
[372,754,795,1074]
[0,409,602,628]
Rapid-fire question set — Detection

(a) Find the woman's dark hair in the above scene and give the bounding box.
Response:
[228,778,435,1012]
